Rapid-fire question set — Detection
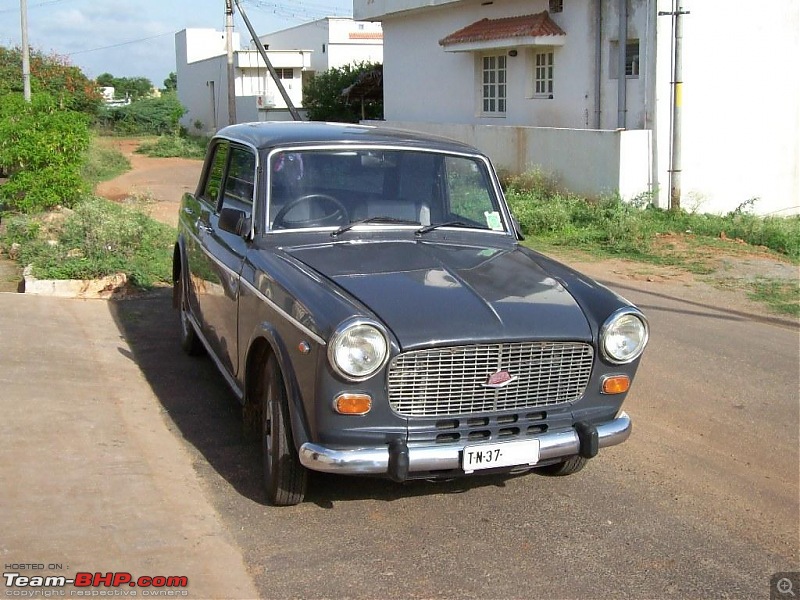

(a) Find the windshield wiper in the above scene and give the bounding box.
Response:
[415,221,485,236]
[331,216,420,238]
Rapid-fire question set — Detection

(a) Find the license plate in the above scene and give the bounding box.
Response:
[462,439,540,473]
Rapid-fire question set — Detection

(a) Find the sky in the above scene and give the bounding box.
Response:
[0,0,353,87]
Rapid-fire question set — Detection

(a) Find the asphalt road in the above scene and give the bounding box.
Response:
[104,271,798,599]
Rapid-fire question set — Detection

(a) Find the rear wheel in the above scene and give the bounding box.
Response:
[261,356,307,506]
[176,269,204,356]
[537,455,588,476]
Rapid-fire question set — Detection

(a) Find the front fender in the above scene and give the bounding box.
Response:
[245,323,313,450]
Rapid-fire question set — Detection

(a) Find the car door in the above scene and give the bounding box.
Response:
[191,142,256,378]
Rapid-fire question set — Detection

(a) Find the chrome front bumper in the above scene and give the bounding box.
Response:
[299,412,631,477]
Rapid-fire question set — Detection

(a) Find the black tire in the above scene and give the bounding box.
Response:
[177,269,205,356]
[261,356,307,506]
[537,455,588,476]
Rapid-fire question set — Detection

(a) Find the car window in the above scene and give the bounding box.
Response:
[268,149,503,232]
[201,142,229,205]
[221,146,256,216]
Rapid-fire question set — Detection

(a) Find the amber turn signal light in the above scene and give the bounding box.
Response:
[601,375,630,395]
[334,393,372,415]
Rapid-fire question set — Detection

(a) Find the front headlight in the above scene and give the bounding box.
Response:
[328,319,389,381]
[600,309,649,364]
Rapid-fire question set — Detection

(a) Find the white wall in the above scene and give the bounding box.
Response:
[327,18,384,68]
[654,0,799,216]
[368,120,652,200]
[176,29,232,134]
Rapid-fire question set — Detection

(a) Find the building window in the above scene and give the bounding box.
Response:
[482,54,507,115]
[534,50,554,97]
[549,0,563,13]
[625,41,640,77]
[610,39,640,78]
[275,68,293,79]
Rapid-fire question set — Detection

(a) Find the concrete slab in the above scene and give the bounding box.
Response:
[0,293,258,599]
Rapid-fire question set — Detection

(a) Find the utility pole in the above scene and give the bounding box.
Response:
[616,0,627,129]
[20,0,31,102]
[225,0,237,125]
[659,1,689,211]
[233,0,302,121]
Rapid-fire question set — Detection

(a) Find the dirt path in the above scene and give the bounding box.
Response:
[95,139,202,228]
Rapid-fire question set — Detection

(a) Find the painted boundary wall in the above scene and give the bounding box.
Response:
[364,121,653,202]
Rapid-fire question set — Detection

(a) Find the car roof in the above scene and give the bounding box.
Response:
[214,121,484,155]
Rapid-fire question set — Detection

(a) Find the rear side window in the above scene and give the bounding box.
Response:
[221,146,256,216]
[201,143,229,204]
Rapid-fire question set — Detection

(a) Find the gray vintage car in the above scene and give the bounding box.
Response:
[174,122,648,505]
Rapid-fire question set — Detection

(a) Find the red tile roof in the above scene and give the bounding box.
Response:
[349,32,384,40]
[439,12,566,47]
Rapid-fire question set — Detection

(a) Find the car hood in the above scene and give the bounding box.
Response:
[283,240,591,350]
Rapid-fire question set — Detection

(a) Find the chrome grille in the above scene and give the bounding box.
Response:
[388,342,593,417]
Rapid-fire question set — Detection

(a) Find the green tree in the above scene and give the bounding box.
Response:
[92,72,153,101]
[163,72,177,92]
[0,46,101,115]
[303,62,383,123]
[0,93,91,212]
[96,72,115,88]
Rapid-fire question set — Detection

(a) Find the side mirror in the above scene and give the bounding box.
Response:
[218,207,251,237]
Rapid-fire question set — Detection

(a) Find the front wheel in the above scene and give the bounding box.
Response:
[537,455,588,476]
[261,356,307,506]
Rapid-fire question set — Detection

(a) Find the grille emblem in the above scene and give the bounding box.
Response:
[483,370,517,389]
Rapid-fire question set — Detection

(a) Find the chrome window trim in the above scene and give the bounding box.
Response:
[213,135,260,239]
[264,144,513,236]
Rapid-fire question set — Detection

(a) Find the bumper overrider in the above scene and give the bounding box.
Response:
[299,412,632,481]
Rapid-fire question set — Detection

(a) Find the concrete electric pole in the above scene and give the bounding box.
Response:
[20,0,31,102]
[659,1,689,211]
[225,0,237,125]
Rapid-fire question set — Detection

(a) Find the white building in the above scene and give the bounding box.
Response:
[354,0,800,216]
[176,18,383,135]
[257,16,383,76]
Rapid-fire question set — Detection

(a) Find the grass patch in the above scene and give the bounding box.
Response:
[136,134,208,159]
[81,136,131,185]
[745,278,800,317]
[505,170,800,262]
[0,196,175,288]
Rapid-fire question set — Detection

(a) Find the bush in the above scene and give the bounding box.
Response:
[0,93,91,212]
[136,134,208,159]
[1,197,175,288]
[98,93,186,136]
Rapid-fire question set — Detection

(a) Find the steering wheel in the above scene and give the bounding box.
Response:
[272,194,349,229]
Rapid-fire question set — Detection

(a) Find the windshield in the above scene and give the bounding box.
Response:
[266,148,506,234]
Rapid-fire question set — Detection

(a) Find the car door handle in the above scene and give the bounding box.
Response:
[196,219,213,233]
